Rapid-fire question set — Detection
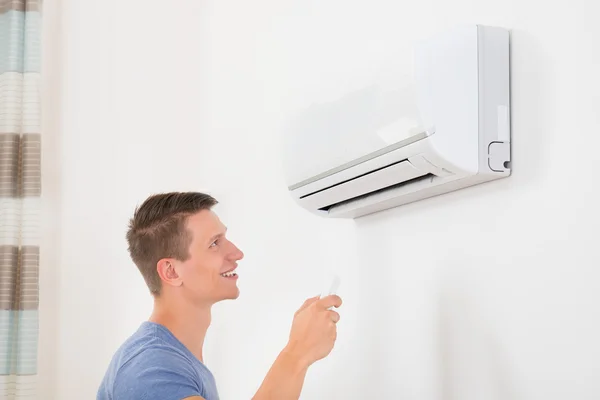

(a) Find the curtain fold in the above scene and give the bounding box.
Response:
[0,0,42,399]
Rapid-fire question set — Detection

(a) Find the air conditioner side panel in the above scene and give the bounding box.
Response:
[478,25,511,176]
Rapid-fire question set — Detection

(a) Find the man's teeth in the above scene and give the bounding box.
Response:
[221,271,237,277]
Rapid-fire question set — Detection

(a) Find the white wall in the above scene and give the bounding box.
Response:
[39,0,600,399]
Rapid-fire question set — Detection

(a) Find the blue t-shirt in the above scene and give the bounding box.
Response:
[97,321,219,400]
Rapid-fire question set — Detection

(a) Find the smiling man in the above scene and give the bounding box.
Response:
[97,192,342,400]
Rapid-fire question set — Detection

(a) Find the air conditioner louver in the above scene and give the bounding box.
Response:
[298,159,435,211]
[318,172,434,212]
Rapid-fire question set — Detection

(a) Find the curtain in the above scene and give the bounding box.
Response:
[0,0,42,399]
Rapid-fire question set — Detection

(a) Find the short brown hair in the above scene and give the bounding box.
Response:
[126,192,218,295]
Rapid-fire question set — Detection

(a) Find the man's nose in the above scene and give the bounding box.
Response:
[230,242,244,260]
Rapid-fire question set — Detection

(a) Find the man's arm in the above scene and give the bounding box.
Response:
[252,295,342,400]
[251,347,309,400]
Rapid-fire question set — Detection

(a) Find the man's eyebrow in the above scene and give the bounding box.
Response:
[208,227,227,243]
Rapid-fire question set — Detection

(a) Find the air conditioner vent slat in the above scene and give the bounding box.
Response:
[300,158,410,199]
[297,159,433,211]
[320,173,434,212]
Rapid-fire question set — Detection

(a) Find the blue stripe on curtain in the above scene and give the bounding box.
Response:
[0,311,38,375]
[0,10,41,74]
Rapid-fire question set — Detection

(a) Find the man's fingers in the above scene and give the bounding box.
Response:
[317,294,342,310]
[327,310,340,323]
[298,295,320,312]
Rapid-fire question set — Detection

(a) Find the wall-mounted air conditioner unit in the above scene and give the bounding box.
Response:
[283,24,511,218]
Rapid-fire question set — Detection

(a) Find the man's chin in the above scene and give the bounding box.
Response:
[218,288,240,302]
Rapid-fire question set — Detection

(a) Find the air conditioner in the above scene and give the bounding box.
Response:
[283,24,511,219]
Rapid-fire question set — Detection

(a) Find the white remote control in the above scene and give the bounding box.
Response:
[320,274,341,299]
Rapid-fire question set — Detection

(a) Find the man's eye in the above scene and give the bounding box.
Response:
[209,240,218,248]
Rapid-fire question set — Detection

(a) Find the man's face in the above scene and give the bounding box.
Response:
[177,209,244,305]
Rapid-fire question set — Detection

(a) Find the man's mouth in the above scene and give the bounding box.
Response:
[220,268,237,278]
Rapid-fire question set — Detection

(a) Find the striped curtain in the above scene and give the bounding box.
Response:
[0,0,42,399]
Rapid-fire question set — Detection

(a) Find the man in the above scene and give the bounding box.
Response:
[97,192,342,400]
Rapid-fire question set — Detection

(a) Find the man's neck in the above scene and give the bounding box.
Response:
[149,296,212,362]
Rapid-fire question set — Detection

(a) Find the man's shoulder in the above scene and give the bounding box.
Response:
[97,323,204,400]
[111,322,196,372]
[107,346,203,399]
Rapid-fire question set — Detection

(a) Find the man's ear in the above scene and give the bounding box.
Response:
[156,259,183,288]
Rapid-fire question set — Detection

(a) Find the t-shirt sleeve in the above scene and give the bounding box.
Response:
[112,347,202,400]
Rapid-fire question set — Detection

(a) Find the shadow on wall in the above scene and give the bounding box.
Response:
[435,255,524,400]
[506,28,552,187]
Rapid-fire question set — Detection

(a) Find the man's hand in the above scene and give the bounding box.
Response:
[284,294,342,368]
[251,295,343,400]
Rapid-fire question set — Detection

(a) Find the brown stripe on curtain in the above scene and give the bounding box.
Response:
[0,246,39,310]
[0,133,41,197]
[0,0,42,14]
